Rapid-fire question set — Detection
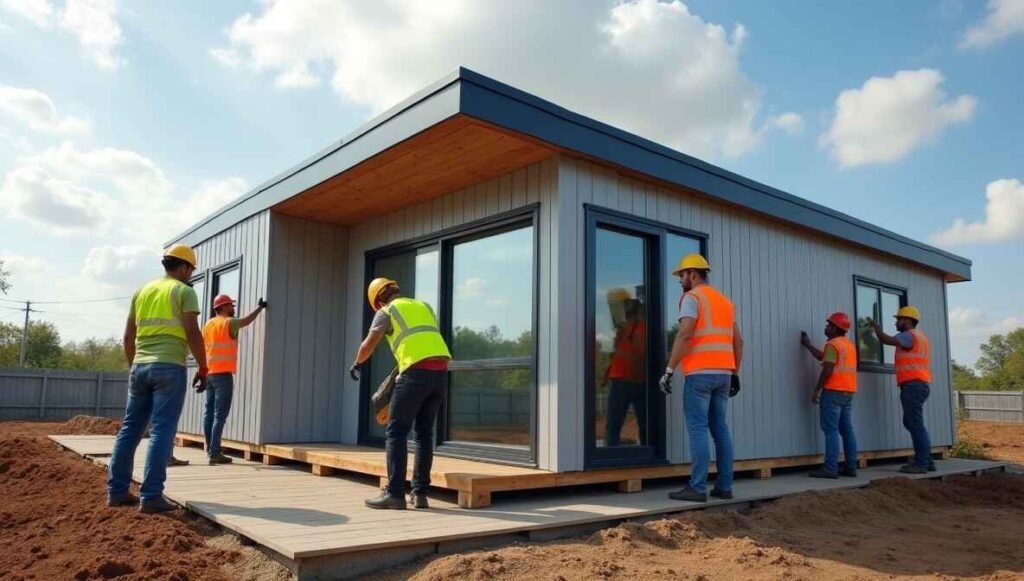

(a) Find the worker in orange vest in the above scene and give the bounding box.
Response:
[201,293,267,465]
[661,254,744,503]
[801,312,859,479]
[870,306,934,474]
[602,289,647,447]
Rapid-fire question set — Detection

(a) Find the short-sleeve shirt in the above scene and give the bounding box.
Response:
[131,278,200,366]
[822,343,838,364]
[678,293,731,376]
[894,331,914,350]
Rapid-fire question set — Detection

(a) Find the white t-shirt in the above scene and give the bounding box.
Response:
[679,293,732,376]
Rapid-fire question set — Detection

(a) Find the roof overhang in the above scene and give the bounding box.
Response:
[169,67,971,282]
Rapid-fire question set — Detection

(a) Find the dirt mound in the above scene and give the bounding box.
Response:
[53,415,122,436]
[960,421,1024,465]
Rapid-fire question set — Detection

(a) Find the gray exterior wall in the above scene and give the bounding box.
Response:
[558,157,956,469]
[180,211,271,443]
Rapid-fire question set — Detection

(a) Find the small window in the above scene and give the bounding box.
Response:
[189,275,207,322]
[854,277,907,370]
[211,264,241,312]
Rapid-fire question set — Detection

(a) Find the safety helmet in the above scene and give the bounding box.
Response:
[213,294,235,310]
[163,244,197,268]
[827,312,851,331]
[672,253,710,276]
[894,306,921,322]
[367,278,399,311]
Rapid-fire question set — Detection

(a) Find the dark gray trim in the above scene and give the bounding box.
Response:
[853,275,908,373]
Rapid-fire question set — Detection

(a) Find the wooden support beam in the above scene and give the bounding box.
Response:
[754,467,772,479]
[616,479,642,493]
[243,450,260,462]
[262,454,281,466]
[458,490,491,509]
[312,464,336,477]
[858,459,869,469]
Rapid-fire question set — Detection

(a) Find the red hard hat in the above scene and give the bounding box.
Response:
[213,294,235,310]
[827,312,851,331]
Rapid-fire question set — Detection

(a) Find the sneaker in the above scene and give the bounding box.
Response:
[365,490,406,510]
[208,453,234,465]
[809,468,839,479]
[709,488,733,500]
[139,496,177,514]
[899,464,928,474]
[668,485,706,503]
[107,491,139,507]
[839,468,858,478]
[168,456,190,467]
[410,491,429,509]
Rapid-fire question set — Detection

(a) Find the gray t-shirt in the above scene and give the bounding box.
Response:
[678,293,732,376]
[894,331,914,350]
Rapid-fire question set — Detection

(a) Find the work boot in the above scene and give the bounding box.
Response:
[208,453,233,465]
[107,491,139,507]
[839,468,858,478]
[140,496,177,514]
[928,462,937,472]
[809,468,839,479]
[410,491,429,509]
[168,456,190,467]
[365,491,406,510]
[899,464,928,474]
[709,487,733,500]
[668,485,706,503]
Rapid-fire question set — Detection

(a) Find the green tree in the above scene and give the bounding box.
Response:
[60,337,128,371]
[0,259,10,295]
[0,321,63,368]
[975,329,1024,391]
[951,360,981,391]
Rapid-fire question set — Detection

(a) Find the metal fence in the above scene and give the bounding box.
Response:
[0,367,129,421]
[957,390,1024,423]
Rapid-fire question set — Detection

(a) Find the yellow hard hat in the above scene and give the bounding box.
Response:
[894,306,921,322]
[606,288,631,303]
[367,277,398,310]
[672,253,710,276]
[163,244,197,268]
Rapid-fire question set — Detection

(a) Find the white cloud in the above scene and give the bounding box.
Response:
[961,0,1024,49]
[25,141,172,195]
[211,0,797,159]
[820,69,976,167]
[0,85,90,134]
[0,0,123,69]
[457,277,487,299]
[179,177,249,228]
[949,305,1024,366]
[769,112,804,135]
[82,245,161,290]
[0,165,114,233]
[0,0,54,27]
[0,252,54,276]
[932,178,1024,245]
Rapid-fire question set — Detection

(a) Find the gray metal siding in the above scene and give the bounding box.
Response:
[560,157,956,467]
[180,211,270,443]
[260,214,348,443]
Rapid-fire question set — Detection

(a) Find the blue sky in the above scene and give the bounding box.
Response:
[0,1,1021,367]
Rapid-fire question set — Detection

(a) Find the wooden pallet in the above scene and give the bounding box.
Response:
[173,433,947,509]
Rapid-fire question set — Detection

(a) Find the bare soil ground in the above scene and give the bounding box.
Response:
[960,420,1024,465]
[0,419,292,581]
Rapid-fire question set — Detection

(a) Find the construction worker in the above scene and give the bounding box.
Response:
[201,293,267,465]
[801,312,859,479]
[870,306,935,474]
[660,254,744,503]
[349,278,451,510]
[602,289,647,447]
[107,244,207,513]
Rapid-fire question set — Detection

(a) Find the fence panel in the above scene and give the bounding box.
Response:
[957,390,1024,423]
[0,368,129,421]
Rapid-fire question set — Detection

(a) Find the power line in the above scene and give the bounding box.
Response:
[0,295,131,305]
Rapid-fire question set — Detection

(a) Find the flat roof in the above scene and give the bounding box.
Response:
[170,67,971,282]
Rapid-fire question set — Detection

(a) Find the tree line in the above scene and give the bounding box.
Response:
[953,328,1024,392]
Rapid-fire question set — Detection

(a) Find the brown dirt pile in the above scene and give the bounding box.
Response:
[960,420,1024,464]
[52,415,123,436]
[378,474,1024,581]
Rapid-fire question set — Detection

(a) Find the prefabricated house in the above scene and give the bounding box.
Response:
[168,68,970,498]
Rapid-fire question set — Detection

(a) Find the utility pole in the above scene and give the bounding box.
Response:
[18,300,38,368]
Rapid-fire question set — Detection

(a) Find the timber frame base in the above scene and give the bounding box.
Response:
[173,433,947,509]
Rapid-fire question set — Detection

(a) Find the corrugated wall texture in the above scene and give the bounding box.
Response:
[180,211,270,443]
[559,157,956,467]
[341,159,562,463]
[260,214,348,443]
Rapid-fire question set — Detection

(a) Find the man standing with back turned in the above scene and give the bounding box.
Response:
[660,254,744,503]
[107,244,208,513]
[349,278,451,510]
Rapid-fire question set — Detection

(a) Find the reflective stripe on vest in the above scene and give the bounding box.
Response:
[824,336,857,393]
[895,329,932,385]
[385,298,452,373]
[203,316,237,374]
[135,277,186,340]
[682,285,736,374]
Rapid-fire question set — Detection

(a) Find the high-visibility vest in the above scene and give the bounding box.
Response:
[895,329,932,385]
[203,316,237,374]
[823,336,857,392]
[681,285,737,374]
[384,298,451,373]
[609,320,646,383]
[135,277,188,341]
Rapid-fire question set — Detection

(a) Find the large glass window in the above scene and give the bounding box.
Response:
[854,278,907,369]
[189,276,207,322]
[664,233,701,358]
[212,265,240,309]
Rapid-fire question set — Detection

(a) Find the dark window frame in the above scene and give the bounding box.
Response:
[359,205,540,466]
[853,275,908,374]
[210,258,243,314]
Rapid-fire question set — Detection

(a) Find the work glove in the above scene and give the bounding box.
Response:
[658,369,674,395]
[258,297,268,309]
[729,374,741,398]
[349,362,363,382]
[193,367,209,393]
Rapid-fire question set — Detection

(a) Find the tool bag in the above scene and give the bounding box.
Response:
[372,367,398,425]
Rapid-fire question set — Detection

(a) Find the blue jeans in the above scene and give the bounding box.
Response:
[604,380,647,447]
[900,381,932,467]
[203,373,234,457]
[108,363,187,501]
[385,369,446,496]
[819,389,857,474]
[684,374,734,494]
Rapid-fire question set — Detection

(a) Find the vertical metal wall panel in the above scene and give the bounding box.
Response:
[561,158,956,464]
[179,211,270,443]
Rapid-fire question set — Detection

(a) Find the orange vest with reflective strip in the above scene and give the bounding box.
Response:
[609,320,646,383]
[682,285,737,374]
[823,336,857,393]
[203,316,237,374]
[895,329,931,385]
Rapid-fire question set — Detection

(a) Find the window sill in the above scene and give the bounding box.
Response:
[858,364,896,375]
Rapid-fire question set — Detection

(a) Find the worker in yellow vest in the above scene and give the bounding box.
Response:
[660,254,744,503]
[201,293,267,465]
[801,312,859,479]
[349,278,451,510]
[107,244,207,514]
[870,306,935,474]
